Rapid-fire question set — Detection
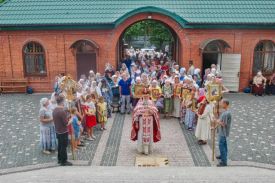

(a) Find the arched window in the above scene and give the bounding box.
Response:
[253,40,275,74]
[23,42,46,76]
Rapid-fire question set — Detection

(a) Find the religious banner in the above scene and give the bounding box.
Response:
[151,88,161,99]
[134,84,146,98]
[174,85,182,97]
[181,88,191,100]
[206,83,222,102]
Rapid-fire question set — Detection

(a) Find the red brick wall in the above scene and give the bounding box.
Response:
[0,13,275,92]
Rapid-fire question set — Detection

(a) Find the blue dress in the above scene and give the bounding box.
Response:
[39,107,57,151]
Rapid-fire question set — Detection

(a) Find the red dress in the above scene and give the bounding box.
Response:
[82,105,97,128]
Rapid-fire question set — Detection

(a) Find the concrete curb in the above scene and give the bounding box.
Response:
[0,160,89,176]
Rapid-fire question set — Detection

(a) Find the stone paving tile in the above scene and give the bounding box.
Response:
[0,94,274,170]
[90,114,115,166]
[180,123,211,166]
[0,94,104,169]
[116,115,194,166]
[100,114,125,166]
[215,94,275,165]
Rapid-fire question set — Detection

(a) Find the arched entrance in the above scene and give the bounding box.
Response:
[117,19,180,66]
[70,40,98,80]
[201,39,230,75]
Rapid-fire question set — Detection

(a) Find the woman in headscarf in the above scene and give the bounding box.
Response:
[131,77,142,107]
[253,71,267,96]
[39,98,57,154]
[120,63,129,75]
[162,79,173,118]
[194,68,202,86]
[90,81,102,100]
[195,96,213,145]
[179,67,186,81]
[88,70,96,85]
[99,78,113,118]
[172,75,182,118]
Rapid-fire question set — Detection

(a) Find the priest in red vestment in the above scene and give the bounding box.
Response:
[131,88,161,155]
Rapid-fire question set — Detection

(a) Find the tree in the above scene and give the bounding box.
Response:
[123,20,174,50]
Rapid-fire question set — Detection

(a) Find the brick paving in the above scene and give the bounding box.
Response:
[100,114,125,166]
[116,115,194,166]
[0,94,274,170]
[180,124,211,166]
[0,94,104,169]
[217,94,275,165]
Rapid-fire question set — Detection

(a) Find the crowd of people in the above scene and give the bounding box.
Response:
[252,71,275,96]
[37,48,273,166]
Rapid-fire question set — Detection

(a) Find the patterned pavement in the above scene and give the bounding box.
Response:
[224,94,275,165]
[0,93,274,170]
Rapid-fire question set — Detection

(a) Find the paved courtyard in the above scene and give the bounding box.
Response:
[0,93,274,171]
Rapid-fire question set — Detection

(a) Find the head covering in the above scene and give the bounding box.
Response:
[194,68,201,75]
[198,96,206,103]
[40,98,48,107]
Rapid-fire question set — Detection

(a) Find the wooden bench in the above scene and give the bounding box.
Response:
[0,79,28,94]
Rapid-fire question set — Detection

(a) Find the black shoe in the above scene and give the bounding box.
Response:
[216,156,221,160]
[77,143,85,147]
[58,160,61,164]
[60,161,73,166]
[217,163,227,167]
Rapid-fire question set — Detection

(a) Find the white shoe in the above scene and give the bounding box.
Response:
[42,150,51,155]
[87,137,94,141]
[92,135,96,139]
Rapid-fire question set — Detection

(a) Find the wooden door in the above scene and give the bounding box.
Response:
[76,53,96,80]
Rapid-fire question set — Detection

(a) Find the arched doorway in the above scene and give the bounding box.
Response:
[201,39,230,76]
[117,19,181,68]
[253,40,275,75]
[71,40,98,80]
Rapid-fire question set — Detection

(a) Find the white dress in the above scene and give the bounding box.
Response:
[195,104,213,141]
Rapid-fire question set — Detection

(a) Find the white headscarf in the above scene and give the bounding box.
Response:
[40,98,48,108]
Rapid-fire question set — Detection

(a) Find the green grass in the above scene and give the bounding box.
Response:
[0,0,5,3]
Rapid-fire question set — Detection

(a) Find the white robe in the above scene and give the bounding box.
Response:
[172,97,181,118]
[195,104,213,141]
[137,115,154,155]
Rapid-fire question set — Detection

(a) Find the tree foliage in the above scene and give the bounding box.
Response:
[123,20,174,50]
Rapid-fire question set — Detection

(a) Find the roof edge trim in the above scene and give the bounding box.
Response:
[114,6,187,28]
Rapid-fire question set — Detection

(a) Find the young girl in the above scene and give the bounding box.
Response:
[84,95,97,141]
[97,96,108,130]
[70,107,82,150]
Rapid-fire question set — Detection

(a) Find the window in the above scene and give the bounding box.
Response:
[253,41,275,75]
[23,42,46,76]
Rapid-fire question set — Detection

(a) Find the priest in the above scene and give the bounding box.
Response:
[131,88,161,155]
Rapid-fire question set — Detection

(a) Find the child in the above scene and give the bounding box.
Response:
[97,96,108,130]
[84,95,97,141]
[70,107,82,150]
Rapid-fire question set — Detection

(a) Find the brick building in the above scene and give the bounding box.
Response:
[0,0,275,92]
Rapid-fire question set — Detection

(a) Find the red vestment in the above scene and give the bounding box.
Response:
[131,99,161,143]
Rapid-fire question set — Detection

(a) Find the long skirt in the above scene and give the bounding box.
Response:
[185,109,196,129]
[40,123,57,151]
[181,105,186,123]
[172,98,181,118]
[195,118,211,141]
[164,98,173,113]
[253,84,264,96]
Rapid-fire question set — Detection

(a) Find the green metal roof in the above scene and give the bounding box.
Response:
[0,0,275,29]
